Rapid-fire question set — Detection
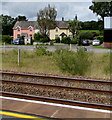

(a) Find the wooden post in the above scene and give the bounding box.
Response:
[3,42,5,53]
[18,49,20,66]
[70,44,71,51]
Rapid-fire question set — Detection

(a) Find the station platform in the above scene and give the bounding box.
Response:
[0,96,111,119]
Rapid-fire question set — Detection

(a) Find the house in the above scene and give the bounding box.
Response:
[49,18,72,40]
[13,21,38,44]
[13,18,72,44]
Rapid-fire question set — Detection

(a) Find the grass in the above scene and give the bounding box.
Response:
[79,30,100,34]
[1,48,111,79]
[93,46,112,49]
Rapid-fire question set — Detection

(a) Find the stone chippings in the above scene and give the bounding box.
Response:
[2,74,111,91]
[2,82,111,105]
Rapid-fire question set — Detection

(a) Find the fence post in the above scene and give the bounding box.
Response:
[70,43,71,51]
[18,49,20,66]
[3,42,5,53]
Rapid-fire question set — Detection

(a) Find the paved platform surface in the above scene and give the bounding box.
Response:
[0,110,50,120]
[1,97,111,119]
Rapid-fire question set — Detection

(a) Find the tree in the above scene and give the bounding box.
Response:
[0,14,28,36]
[0,14,15,35]
[37,4,57,37]
[80,21,99,30]
[89,1,112,21]
[68,16,81,38]
[15,15,28,21]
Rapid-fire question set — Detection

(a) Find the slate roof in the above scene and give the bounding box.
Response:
[56,21,68,29]
[13,21,38,29]
[13,21,68,29]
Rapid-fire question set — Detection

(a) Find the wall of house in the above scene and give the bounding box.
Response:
[49,27,72,40]
[13,28,35,40]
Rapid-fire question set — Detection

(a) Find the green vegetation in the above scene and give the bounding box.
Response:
[61,37,71,44]
[79,30,100,34]
[54,49,90,76]
[2,48,110,79]
[34,33,50,43]
[1,35,13,44]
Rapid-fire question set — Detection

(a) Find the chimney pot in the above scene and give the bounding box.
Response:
[62,17,64,21]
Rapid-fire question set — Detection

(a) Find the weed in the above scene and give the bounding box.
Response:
[54,49,90,76]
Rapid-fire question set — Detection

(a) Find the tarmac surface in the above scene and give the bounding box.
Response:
[1,96,111,119]
[0,45,111,53]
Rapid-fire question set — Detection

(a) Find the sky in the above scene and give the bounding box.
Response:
[1,0,100,22]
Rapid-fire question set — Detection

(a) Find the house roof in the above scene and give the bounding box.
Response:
[13,21,38,29]
[56,21,68,29]
[13,20,68,30]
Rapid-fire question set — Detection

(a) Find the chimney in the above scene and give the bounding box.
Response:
[62,17,64,21]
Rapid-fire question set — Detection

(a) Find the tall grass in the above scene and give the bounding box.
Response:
[2,48,111,79]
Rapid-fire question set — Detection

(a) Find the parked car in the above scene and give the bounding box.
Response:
[92,40,100,46]
[82,40,90,46]
[13,38,24,45]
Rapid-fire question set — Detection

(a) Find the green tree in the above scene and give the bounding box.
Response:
[0,14,15,35]
[15,15,28,21]
[37,4,57,37]
[89,1,112,20]
[34,33,43,42]
[68,16,81,38]
[0,14,28,36]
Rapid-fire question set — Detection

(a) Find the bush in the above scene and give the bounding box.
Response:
[97,36,104,44]
[71,38,78,44]
[54,48,90,76]
[2,35,12,44]
[55,37,60,43]
[35,47,52,56]
[61,37,71,44]
[34,33,43,42]
[40,37,50,43]
[79,32,94,40]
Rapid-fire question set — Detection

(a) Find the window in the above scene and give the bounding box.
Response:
[30,34,32,39]
[18,29,20,32]
[17,34,20,38]
[55,35,58,38]
[30,34,32,37]
[56,28,58,32]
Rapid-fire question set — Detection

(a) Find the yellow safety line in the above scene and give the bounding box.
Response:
[0,111,46,120]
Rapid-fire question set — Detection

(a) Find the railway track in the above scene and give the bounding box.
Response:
[1,91,111,110]
[1,71,112,110]
[1,71,112,91]
[2,79,111,106]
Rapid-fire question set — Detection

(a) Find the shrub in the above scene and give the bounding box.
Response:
[54,48,90,76]
[2,35,12,44]
[35,47,52,56]
[71,38,78,44]
[34,33,43,42]
[97,36,104,44]
[55,37,60,43]
[40,37,50,43]
[61,37,71,44]
[79,32,94,40]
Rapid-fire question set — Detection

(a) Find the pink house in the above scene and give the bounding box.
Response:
[13,21,38,44]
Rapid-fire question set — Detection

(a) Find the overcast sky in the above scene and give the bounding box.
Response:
[1,0,99,22]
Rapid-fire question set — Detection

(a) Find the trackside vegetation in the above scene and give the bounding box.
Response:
[2,48,110,79]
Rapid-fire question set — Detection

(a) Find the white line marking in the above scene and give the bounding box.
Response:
[50,108,61,118]
[0,96,111,113]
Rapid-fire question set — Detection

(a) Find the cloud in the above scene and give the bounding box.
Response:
[1,2,98,21]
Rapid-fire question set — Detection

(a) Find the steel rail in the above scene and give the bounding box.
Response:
[1,71,112,84]
[1,79,112,94]
[1,91,112,110]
